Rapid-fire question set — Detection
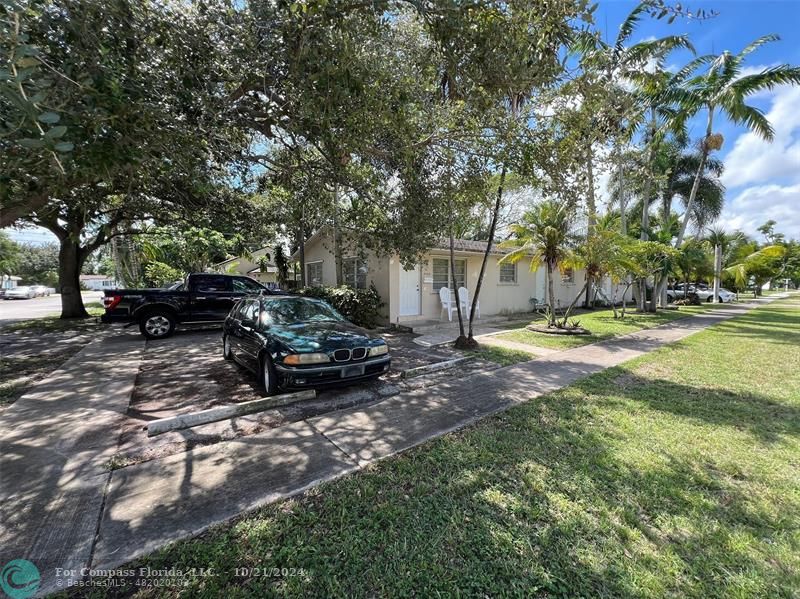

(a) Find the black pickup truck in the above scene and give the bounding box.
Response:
[101,273,274,339]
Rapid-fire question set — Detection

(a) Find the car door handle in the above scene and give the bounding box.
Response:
[195,296,208,300]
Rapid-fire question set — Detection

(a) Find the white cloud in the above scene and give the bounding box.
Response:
[721,84,800,188]
[719,182,800,238]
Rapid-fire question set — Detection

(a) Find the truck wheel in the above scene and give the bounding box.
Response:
[260,353,278,396]
[139,310,176,339]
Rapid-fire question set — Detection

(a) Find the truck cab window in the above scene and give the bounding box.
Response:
[232,277,263,293]
[193,276,230,293]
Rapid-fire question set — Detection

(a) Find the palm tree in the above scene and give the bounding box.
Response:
[564,213,633,322]
[673,238,708,298]
[650,141,725,305]
[627,63,698,312]
[501,200,578,327]
[704,227,745,302]
[570,2,692,306]
[726,243,786,297]
[674,36,800,247]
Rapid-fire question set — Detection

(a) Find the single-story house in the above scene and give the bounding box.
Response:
[1,275,22,290]
[292,229,631,326]
[213,247,278,285]
[79,274,120,290]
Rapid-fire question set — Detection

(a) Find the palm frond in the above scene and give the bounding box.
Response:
[723,100,774,141]
[624,35,695,67]
[614,2,649,55]
[733,65,800,96]
[670,54,715,85]
[740,33,780,59]
[724,263,748,288]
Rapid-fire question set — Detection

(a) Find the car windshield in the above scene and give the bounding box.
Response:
[166,281,184,291]
[261,298,345,325]
[14,287,30,291]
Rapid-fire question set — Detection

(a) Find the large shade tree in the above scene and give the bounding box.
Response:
[2,0,245,317]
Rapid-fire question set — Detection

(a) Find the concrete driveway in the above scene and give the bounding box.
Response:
[112,327,503,467]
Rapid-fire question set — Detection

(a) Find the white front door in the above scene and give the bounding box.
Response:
[399,264,421,316]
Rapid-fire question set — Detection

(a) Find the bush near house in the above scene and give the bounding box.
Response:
[300,284,384,328]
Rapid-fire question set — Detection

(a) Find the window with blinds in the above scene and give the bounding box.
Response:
[432,258,466,291]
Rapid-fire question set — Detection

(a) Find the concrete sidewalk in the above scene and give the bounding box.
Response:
[89,299,775,578]
[0,336,144,595]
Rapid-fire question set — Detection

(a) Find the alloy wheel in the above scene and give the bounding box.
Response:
[144,315,171,337]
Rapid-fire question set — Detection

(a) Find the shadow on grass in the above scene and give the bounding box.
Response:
[85,366,799,598]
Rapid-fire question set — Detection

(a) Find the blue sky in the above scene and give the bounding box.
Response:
[8,1,800,247]
[595,0,800,240]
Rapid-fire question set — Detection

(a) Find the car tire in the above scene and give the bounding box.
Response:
[260,353,278,396]
[139,310,177,339]
[706,296,713,303]
[222,335,233,360]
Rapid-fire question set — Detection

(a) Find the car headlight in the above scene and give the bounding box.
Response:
[283,353,330,365]
[368,343,389,357]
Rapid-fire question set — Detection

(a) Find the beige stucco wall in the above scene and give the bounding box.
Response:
[301,230,631,325]
[302,233,390,320]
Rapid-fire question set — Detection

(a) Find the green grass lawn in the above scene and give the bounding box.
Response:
[99,298,800,597]
[2,302,105,334]
[468,344,534,366]
[497,305,714,350]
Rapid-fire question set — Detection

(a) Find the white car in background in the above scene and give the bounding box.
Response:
[668,284,736,303]
[4,286,36,299]
[715,288,737,303]
[693,286,737,303]
[31,285,52,297]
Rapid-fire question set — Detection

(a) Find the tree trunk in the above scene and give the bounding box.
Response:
[713,243,721,303]
[298,229,306,287]
[467,165,505,341]
[676,108,714,248]
[620,281,633,319]
[333,181,343,286]
[560,280,589,327]
[450,230,467,345]
[641,110,658,313]
[648,274,659,312]
[58,239,89,319]
[610,287,619,319]
[584,147,596,309]
[546,262,557,327]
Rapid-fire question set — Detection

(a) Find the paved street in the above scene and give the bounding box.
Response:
[0,292,101,325]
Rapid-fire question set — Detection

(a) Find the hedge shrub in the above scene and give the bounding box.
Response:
[300,284,384,328]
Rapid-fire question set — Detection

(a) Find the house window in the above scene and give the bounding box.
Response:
[343,257,368,289]
[432,258,466,292]
[307,262,323,287]
[561,268,574,284]
[499,262,516,284]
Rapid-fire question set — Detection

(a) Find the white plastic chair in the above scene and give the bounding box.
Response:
[439,287,458,321]
[458,286,480,320]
